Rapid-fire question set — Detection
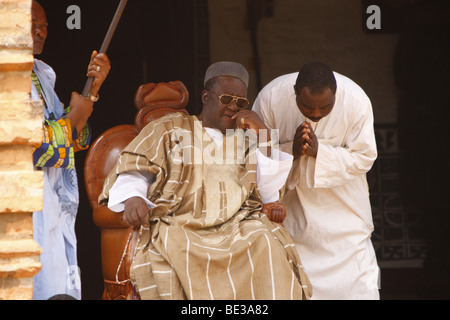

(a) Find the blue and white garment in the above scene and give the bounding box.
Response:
[31,59,87,300]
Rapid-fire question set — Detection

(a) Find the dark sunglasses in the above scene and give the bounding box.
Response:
[212,92,250,109]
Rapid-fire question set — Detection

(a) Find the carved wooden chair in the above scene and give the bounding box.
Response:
[84,80,287,300]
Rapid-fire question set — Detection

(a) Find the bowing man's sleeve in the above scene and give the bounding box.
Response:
[313,97,377,188]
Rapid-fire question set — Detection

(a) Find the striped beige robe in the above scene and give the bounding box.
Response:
[99,112,312,300]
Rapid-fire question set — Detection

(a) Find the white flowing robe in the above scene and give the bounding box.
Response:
[252,72,380,300]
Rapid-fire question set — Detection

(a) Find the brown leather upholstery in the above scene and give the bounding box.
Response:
[134,81,189,131]
[84,80,287,300]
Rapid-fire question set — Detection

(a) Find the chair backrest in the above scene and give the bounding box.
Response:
[84,81,190,211]
[134,81,189,131]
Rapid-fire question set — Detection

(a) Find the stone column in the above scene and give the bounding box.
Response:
[0,0,44,300]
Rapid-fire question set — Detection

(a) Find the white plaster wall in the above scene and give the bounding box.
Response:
[208,0,400,124]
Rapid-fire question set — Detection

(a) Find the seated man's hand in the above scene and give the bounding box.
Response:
[232,110,269,136]
[122,196,149,227]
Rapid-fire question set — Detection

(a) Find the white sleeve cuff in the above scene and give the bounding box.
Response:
[108,171,156,212]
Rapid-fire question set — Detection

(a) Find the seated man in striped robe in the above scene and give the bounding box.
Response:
[99,62,312,300]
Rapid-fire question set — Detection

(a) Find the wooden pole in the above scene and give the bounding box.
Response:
[82,0,128,97]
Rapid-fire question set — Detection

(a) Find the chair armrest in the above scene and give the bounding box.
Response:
[262,202,287,224]
[93,204,127,229]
